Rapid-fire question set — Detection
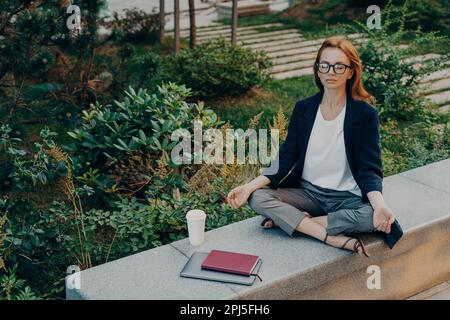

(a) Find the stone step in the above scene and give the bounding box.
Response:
[436,104,450,114]
[166,23,284,37]
[271,59,314,74]
[420,68,450,83]
[176,28,265,40]
[269,38,368,66]
[396,44,410,50]
[273,32,365,50]
[269,40,371,74]
[245,33,365,52]
[425,90,450,105]
[237,32,303,46]
[272,67,313,79]
[403,53,442,64]
[245,37,316,51]
[269,48,317,59]
[191,25,290,40]
[272,52,317,65]
[165,23,221,34]
[401,54,445,72]
[194,32,362,52]
[419,77,450,94]
[195,27,296,42]
[197,29,302,44]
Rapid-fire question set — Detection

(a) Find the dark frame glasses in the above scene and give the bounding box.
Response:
[316,62,352,74]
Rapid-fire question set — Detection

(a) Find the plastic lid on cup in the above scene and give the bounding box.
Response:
[186,209,206,221]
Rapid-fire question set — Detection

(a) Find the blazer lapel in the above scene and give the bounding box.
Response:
[344,90,362,177]
[297,90,322,154]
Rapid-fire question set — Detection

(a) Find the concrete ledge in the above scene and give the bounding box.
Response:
[66,159,450,299]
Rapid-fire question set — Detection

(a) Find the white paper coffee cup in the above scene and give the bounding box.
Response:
[186,209,206,246]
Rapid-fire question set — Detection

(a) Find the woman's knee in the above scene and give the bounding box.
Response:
[327,206,375,235]
[354,206,376,233]
[247,188,272,211]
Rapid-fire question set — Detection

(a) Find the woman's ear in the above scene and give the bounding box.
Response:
[348,69,354,80]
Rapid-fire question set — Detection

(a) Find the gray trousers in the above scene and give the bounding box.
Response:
[248,179,376,236]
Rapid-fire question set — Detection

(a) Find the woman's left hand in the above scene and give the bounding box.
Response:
[373,206,396,233]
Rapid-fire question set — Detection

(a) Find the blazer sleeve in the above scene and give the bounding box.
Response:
[358,107,383,198]
[262,100,302,189]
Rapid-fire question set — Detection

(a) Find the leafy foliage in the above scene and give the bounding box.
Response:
[346,2,449,122]
[104,7,160,43]
[165,38,273,100]
[65,83,222,208]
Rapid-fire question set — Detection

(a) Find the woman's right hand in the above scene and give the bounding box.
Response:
[227,184,252,209]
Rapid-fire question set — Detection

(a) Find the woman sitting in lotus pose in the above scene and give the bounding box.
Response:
[227,36,395,257]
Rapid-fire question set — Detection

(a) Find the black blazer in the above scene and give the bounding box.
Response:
[262,89,383,204]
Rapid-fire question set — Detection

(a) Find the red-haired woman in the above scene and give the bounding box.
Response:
[227,36,396,257]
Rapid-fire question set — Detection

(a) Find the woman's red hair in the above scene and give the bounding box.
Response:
[313,36,376,106]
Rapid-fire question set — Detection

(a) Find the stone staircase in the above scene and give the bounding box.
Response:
[166,23,450,114]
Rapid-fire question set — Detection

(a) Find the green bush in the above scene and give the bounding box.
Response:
[103,7,160,44]
[165,38,273,100]
[395,0,449,33]
[0,126,78,298]
[0,0,108,126]
[0,265,39,300]
[66,83,222,209]
[346,3,449,122]
[1,81,261,299]
[118,50,166,93]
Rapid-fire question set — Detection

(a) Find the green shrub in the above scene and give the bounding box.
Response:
[66,83,222,209]
[0,265,39,300]
[165,38,273,100]
[0,0,114,139]
[380,117,450,176]
[103,7,160,44]
[393,0,449,33]
[0,198,77,298]
[346,3,449,122]
[0,125,77,298]
[119,51,166,93]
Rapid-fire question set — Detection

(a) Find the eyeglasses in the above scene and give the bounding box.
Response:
[316,62,351,74]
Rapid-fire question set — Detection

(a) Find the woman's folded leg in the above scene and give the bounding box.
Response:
[326,201,376,236]
[247,187,325,236]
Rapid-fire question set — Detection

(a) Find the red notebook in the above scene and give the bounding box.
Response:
[201,249,261,278]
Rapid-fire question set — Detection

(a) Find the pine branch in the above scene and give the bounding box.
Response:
[0,0,34,34]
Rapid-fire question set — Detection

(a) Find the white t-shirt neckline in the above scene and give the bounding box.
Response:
[319,102,346,123]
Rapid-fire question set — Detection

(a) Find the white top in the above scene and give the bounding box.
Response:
[301,102,362,197]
